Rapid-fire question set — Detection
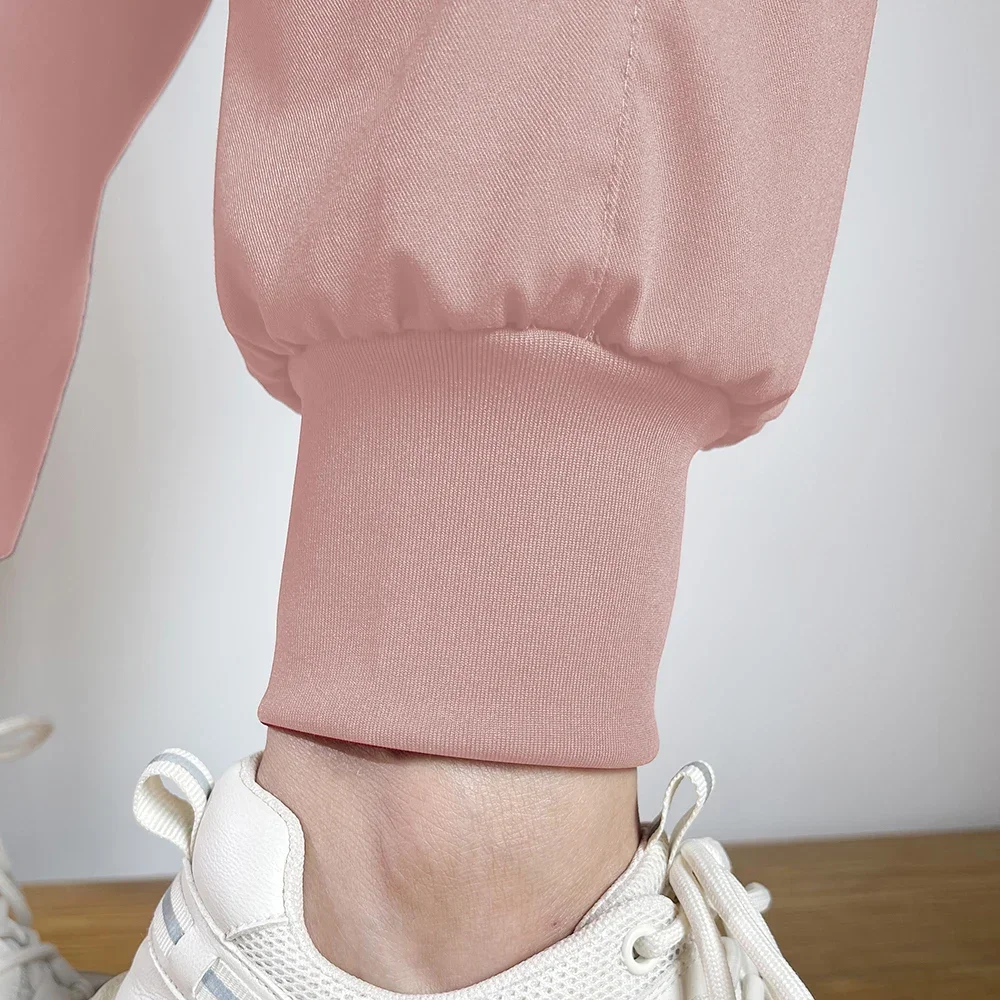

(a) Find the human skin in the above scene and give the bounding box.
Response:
[258,728,640,993]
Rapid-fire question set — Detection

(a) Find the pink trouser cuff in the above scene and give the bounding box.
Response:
[258,330,728,768]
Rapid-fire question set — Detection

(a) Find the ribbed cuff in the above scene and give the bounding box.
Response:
[258,329,727,768]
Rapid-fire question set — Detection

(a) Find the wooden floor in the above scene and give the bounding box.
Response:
[24,829,1000,1000]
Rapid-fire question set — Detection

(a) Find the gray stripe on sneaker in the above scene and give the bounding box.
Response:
[200,969,241,1000]
[151,752,212,795]
[160,887,184,945]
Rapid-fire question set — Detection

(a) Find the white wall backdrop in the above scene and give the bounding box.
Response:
[1,1,998,881]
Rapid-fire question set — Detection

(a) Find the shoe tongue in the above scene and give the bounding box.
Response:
[576,829,669,929]
[191,754,299,935]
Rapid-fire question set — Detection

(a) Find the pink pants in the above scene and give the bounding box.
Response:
[0,2,877,767]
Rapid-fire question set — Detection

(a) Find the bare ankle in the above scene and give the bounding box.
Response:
[256,729,639,994]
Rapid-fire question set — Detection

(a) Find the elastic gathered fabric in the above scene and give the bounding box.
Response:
[0,2,877,765]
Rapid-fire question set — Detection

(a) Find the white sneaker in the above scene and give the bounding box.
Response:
[96,750,812,1000]
[0,718,95,1000]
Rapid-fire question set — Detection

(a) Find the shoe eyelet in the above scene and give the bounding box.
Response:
[621,923,660,976]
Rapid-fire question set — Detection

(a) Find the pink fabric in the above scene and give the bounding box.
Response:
[1,2,877,765]
[261,330,727,766]
[1,1,210,555]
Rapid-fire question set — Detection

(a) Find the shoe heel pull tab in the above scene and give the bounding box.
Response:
[134,749,214,859]
[649,760,715,867]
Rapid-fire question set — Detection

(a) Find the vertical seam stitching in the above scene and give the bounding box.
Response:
[576,1,643,338]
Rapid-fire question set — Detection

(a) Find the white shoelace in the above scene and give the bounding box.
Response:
[0,876,59,976]
[631,762,812,1000]
[0,717,92,996]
